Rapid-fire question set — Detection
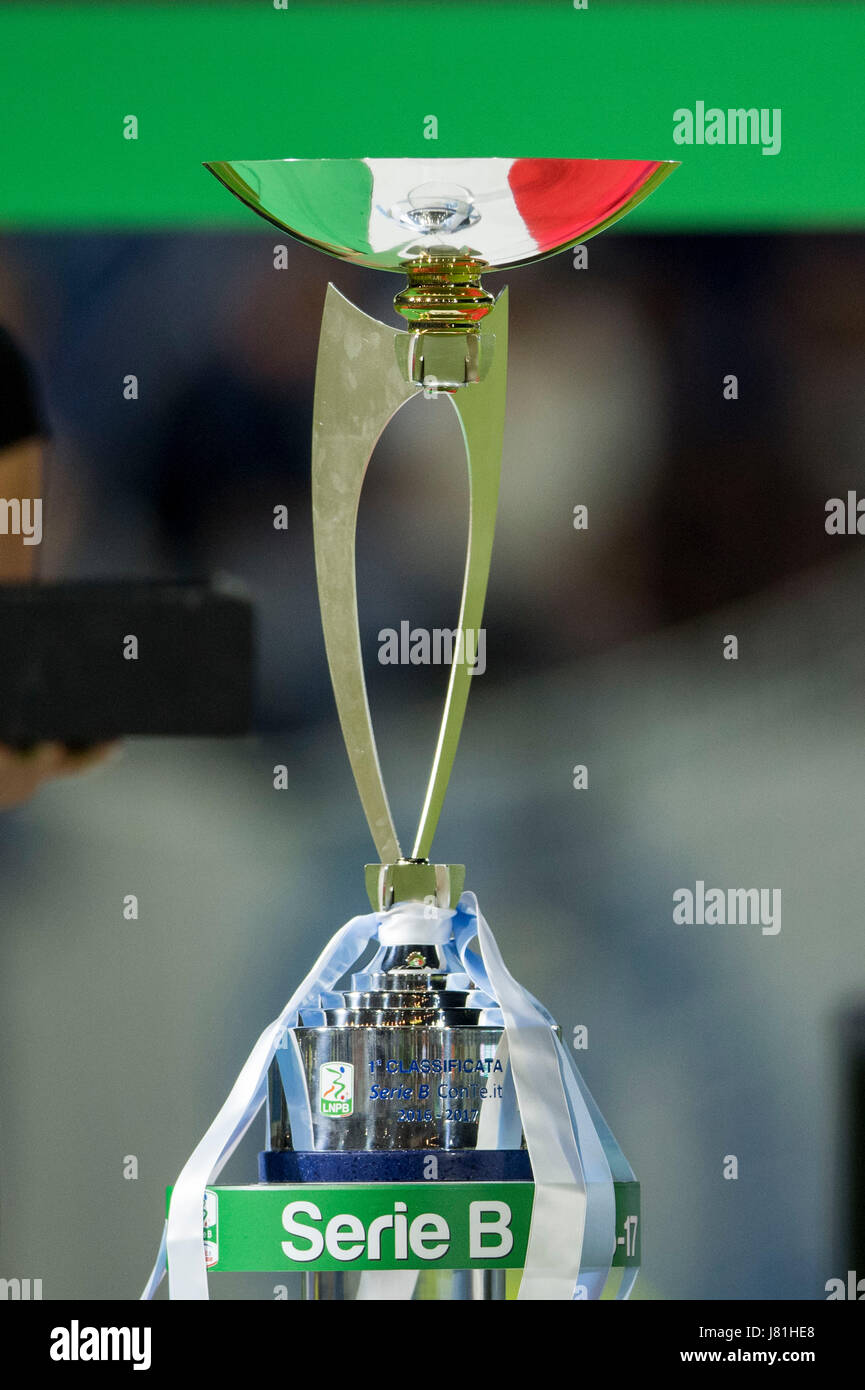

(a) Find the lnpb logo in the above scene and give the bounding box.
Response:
[320,1062,354,1117]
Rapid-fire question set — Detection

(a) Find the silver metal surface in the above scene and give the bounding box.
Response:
[204,157,678,273]
[270,1022,509,1153]
[450,1269,507,1300]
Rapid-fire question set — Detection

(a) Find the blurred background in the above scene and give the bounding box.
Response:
[2,0,865,1303]
[2,226,864,1300]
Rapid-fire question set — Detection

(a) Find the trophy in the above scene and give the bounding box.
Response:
[142,156,677,1302]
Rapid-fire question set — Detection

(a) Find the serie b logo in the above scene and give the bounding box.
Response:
[319,1062,354,1117]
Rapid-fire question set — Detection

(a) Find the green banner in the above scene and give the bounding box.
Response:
[168,1180,640,1273]
[0,4,863,229]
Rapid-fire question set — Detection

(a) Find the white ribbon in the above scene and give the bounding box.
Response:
[564,1057,638,1300]
[355,1270,419,1300]
[142,909,382,1300]
[454,892,615,1300]
[141,894,620,1301]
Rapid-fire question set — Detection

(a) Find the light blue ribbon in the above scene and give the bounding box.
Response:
[142,909,382,1300]
[455,891,617,1300]
[141,895,632,1300]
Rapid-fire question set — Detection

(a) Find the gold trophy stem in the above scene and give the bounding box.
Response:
[394,256,494,330]
[311,283,508,876]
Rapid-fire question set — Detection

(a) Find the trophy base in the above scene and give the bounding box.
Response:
[258,1148,527,1298]
[258,1148,532,1183]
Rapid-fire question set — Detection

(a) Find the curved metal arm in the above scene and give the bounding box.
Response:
[411,292,508,858]
[311,283,508,864]
[312,285,415,863]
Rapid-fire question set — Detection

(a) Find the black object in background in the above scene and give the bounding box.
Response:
[0,322,45,448]
[0,580,253,744]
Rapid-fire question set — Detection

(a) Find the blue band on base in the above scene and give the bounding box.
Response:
[258,1148,533,1184]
